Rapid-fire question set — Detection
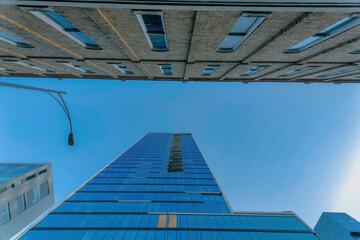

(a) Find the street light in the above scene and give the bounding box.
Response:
[0,81,75,146]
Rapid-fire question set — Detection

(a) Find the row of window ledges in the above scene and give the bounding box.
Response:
[114,157,204,161]
[90,178,216,185]
[101,168,211,174]
[103,167,210,171]
[97,171,212,175]
[205,65,360,79]
[96,173,214,179]
[105,165,209,169]
[110,160,205,163]
[53,201,231,214]
[4,8,360,56]
[109,161,206,166]
[16,63,352,78]
[98,172,213,177]
[125,146,197,149]
[68,192,223,202]
[119,152,203,155]
[0,168,48,196]
[105,165,207,169]
[0,59,135,75]
[125,147,198,150]
[20,229,318,240]
[33,213,310,232]
[80,184,220,193]
[89,179,217,186]
[110,161,205,165]
[110,161,204,165]
[0,181,50,225]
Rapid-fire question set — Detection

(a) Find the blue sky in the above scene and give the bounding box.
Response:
[0,77,359,228]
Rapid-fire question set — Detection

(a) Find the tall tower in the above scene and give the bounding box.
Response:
[19,133,317,239]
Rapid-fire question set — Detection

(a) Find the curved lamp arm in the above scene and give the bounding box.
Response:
[0,81,75,146]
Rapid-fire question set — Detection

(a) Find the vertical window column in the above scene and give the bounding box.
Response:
[168,134,183,173]
[0,202,10,224]
[26,181,50,207]
[17,194,26,214]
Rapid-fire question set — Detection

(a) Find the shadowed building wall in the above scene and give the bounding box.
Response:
[0,2,360,83]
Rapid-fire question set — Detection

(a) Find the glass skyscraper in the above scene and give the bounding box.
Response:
[20,133,318,239]
[314,212,360,240]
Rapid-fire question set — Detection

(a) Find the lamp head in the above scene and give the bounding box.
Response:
[68,133,75,146]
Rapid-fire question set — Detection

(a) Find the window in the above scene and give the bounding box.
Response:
[0,32,33,48]
[159,65,172,75]
[136,12,168,51]
[0,187,6,194]
[279,66,317,77]
[39,169,47,175]
[17,194,26,214]
[285,16,360,53]
[27,181,49,207]
[317,66,360,77]
[26,174,36,181]
[350,49,360,54]
[218,15,267,53]
[241,66,267,76]
[201,65,218,76]
[112,64,134,74]
[30,10,101,50]
[11,180,21,188]
[27,187,39,207]
[0,202,10,224]
[39,181,49,199]
[15,61,54,72]
[0,66,15,72]
[62,63,94,73]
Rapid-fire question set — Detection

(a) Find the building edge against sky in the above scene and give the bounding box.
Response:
[1,2,360,83]
[314,212,360,240]
[18,133,318,239]
[0,163,54,240]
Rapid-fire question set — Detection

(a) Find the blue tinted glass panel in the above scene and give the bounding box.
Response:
[44,11,76,29]
[0,165,41,185]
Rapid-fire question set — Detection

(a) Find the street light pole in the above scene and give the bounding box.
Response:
[0,81,75,146]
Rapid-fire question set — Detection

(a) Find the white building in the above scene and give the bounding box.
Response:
[0,163,54,240]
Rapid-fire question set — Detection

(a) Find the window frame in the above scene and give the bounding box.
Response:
[284,16,360,53]
[218,13,268,53]
[17,194,26,214]
[278,66,318,77]
[112,64,134,75]
[159,64,173,75]
[62,62,94,73]
[135,11,169,52]
[201,65,219,76]
[240,66,268,76]
[0,32,33,48]
[29,9,102,50]
[317,66,360,78]
[15,61,54,72]
[0,202,11,225]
